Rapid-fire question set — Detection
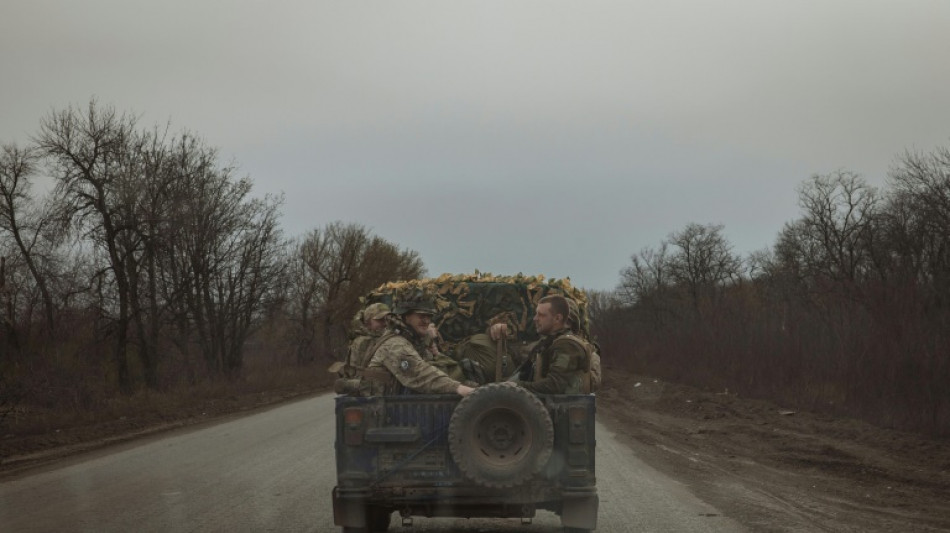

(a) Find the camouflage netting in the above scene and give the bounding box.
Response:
[361,272,590,343]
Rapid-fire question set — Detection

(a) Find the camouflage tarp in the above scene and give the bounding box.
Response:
[361,272,589,344]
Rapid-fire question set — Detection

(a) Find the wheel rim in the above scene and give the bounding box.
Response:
[473,407,532,467]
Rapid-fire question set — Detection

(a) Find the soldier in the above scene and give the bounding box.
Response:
[331,302,392,378]
[419,322,467,382]
[516,294,595,394]
[448,318,532,384]
[354,297,474,397]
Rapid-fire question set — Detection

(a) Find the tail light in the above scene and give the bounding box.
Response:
[343,407,365,446]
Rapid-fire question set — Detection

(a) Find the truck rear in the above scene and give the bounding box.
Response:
[332,384,598,532]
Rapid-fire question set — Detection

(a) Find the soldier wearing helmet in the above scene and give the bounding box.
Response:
[353,295,474,397]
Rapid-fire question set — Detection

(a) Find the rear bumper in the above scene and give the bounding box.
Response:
[333,484,598,527]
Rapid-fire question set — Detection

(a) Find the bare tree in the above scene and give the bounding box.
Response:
[157,134,221,380]
[795,171,879,284]
[0,255,26,426]
[157,134,286,377]
[297,222,424,360]
[0,255,14,350]
[617,242,676,330]
[35,100,140,392]
[618,243,670,306]
[115,125,181,388]
[214,195,285,374]
[667,222,742,307]
[359,236,426,290]
[886,147,950,300]
[586,288,626,347]
[286,237,322,364]
[0,144,61,334]
[774,219,826,289]
[33,101,284,387]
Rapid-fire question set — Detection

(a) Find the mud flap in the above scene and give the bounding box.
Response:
[332,486,367,527]
[561,491,599,530]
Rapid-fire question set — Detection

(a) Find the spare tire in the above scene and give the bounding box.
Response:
[448,383,554,488]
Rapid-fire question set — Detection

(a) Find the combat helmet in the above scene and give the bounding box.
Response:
[392,291,437,316]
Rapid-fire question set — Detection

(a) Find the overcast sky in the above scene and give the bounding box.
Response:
[2,1,949,291]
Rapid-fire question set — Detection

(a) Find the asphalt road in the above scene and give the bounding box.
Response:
[0,394,744,532]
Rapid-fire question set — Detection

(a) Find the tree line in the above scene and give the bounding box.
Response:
[592,151,950,436]
[3,99,947,438]
[0,100,422,419]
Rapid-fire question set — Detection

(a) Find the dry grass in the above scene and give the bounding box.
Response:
[0,359,335,462]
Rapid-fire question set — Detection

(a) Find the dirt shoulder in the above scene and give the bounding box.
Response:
[597,365,950,532]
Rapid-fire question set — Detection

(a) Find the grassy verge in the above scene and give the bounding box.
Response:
[1,364,335,472]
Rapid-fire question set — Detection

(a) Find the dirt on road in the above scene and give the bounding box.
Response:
[3,368,949,532]
[598,366,950,532]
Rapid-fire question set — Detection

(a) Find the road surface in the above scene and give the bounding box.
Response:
[0,393,744,532]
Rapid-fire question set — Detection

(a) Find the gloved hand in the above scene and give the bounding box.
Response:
[489,323,508,341]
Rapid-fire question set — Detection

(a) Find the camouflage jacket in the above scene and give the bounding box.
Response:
[520,327,593,394]
[361,327,462,395]
[345,332,382,375]
[413,335,467,382]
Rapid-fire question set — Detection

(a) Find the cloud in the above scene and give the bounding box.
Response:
[2,0,950,290]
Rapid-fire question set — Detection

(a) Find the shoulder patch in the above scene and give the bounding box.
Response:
[399,359,411,372]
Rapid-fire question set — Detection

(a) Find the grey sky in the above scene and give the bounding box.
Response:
[2,1,949,291]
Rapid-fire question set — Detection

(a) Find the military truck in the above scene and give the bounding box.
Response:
[331,274,598,532]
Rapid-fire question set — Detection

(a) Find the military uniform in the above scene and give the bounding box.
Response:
[340,330,382,377]
[335,295,469,396]
[416,336,467,382]
[332,302,391,378]
[519,327,594,394]
[359,328,462,395]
